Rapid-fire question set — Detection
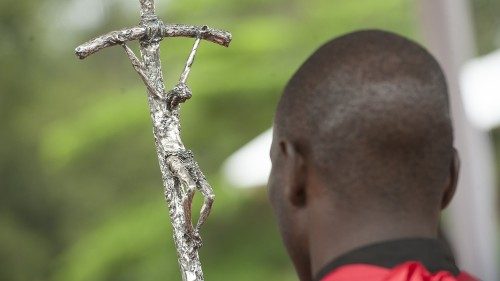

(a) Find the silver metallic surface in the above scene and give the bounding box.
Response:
[75,23,231,59]
[75,1,231,280]
[180,26,205,84]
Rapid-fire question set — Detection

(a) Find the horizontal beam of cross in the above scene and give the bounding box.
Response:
[75,23,232,59]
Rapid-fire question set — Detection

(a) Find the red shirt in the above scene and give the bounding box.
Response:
[321,261,478,281]
[315,239,478,281]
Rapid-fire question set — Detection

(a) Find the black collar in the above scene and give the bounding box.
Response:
[315,238,460,281]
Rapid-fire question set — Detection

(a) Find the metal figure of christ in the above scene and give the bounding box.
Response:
[74,0,231,280]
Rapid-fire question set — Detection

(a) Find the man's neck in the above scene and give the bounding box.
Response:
[307,210,439,278]
[314,238,460,280]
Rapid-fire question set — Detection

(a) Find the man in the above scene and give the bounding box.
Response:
[268,30,478,281]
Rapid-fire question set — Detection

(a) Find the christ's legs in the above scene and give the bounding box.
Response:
[195,172,215,233]
[166,155,197,236]
[165,152,214,250]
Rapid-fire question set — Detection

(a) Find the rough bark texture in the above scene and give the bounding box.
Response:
[75,24,230,59]
[75,1,231,280]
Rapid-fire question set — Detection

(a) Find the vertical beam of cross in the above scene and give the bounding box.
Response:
[75,1,231,280]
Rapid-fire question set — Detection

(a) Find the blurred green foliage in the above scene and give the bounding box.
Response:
[1,0,496,280]
[472,0,500,55]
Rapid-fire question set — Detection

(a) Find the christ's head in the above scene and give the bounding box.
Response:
[268,30,459,281]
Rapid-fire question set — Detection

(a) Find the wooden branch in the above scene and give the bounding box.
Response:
[75,24,231,59]
[162,24,231,47]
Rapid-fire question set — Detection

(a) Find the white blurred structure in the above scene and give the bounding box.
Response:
[223,129,272,188]
[417,1,497,280]
[223,0,499,280]
[461,49,500,130]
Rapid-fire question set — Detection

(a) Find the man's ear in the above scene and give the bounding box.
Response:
[441,148,460,209]
[279,140,308,207]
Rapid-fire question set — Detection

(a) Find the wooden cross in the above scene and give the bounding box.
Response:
[75,1,231,280]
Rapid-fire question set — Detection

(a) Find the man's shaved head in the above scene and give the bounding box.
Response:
[268,30,458,281]
[275,30,452,212]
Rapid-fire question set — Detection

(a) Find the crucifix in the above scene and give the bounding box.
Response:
[74,1,231,280]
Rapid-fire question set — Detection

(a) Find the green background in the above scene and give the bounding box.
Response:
[1,0,498,280]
